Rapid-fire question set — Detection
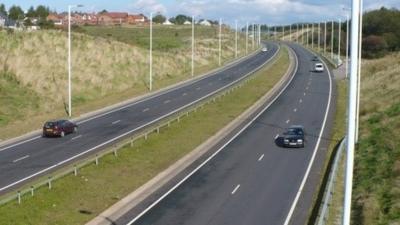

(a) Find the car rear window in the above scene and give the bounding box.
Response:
[45,122,55,127]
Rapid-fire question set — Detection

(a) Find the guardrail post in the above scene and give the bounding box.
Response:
[17,191,21,204]
[156,127,160,134]
[31,186,34,196]
[95,155,99,165]
[177,116,180,122]
[168,121,170,127]
[113,147,118,157]
[145,133,148,140]
[48,177,52,190]
[130,137,134,147]
[74,165,78,176]
[186,112,189,117]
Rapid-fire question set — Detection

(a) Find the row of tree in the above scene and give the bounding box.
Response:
[0,4,51,20]
[152,13,219,25]
[362,7,400,57]
[0,4,54,29]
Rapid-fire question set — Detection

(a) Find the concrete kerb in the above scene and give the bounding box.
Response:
[0,45,275,205]
[0,46,263,149]
[86,45,295,225]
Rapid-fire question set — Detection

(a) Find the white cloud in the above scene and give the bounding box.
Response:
[132,0,167,15]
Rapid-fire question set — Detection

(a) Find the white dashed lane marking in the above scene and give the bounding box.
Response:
[72,135,82,140]
[13,155,30,163]
[231,184,241,195]
[112,120,121,125]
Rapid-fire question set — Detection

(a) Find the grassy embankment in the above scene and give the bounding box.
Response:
[0,25,252,140]
[352,52,400,224]
[323,52,400,224]
[0,47,289,225]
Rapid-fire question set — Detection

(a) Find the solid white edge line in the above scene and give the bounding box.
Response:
[258,154,265,161]
[125,44,298,225]
[0,46,265,152]
[231,184,241,195]
[0,44,281,193]
[282,45,333,225]
[12,155,30,163]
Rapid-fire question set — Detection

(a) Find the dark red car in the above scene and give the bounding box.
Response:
[42,120,78,137]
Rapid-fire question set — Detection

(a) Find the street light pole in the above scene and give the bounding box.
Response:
[282,25,285,41]
[343,0,361,223]
[149,12,153,91]
[192,15,194,77]
[306,24,309,47]
[219,18,222,66]
[67,4,83,117]
[346,15,350,78]
[356,0,364,143]
[311,23,314,49]
[289,24,292,42]
[324,21,327,54]
[331,20,334,59]
[338,19,342,63]
[235,20,238,58]
[318,22,321,52]
[246,22,248,54]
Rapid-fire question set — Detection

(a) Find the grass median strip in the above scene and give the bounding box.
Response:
[0,47,289,225]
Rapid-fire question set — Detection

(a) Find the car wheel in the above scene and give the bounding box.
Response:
[73,127,78,133]
[60,131,65,137]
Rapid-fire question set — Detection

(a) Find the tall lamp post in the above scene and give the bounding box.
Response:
[343,0,362,223]
[149,12,153,91]
[192,15,195,77]
[68,4,83,117]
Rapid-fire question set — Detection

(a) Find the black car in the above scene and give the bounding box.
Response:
[43,120,78,137]
[282,125,305,148]
[312,55,319,61]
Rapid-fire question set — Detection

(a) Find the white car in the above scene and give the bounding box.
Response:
[314,63,324,72]
[262,47,268,52]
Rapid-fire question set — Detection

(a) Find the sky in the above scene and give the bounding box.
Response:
[1,0,399,25]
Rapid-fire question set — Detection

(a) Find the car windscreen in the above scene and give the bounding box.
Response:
[286,128,303,135]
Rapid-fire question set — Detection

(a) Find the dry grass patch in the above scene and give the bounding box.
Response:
[0,26,254,140]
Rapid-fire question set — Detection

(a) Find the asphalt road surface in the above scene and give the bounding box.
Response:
[0,42,279,194]
[118,43,334,225]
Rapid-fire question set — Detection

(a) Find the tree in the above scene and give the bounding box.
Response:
[0,4,7,16]
[35,5,49,19]
[152,13,166,24]
[26,6,36,18]
[8,5,24,20]
[171,14,191,25]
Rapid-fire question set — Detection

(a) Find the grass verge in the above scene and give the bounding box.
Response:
[0,46,289,225]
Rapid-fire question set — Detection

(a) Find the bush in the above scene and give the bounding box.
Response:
[363,35,388,58]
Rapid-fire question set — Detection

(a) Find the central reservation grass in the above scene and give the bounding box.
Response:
[0,46,289,225]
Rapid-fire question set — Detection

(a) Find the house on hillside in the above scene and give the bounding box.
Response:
[0,12,17,28]
[128,14,148,24]
[82,13,98,25]
[163,20,174,25]
[98,12,128,25]
[199,20,211,26]
[184,20,192,25]
[47,13,64,26]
